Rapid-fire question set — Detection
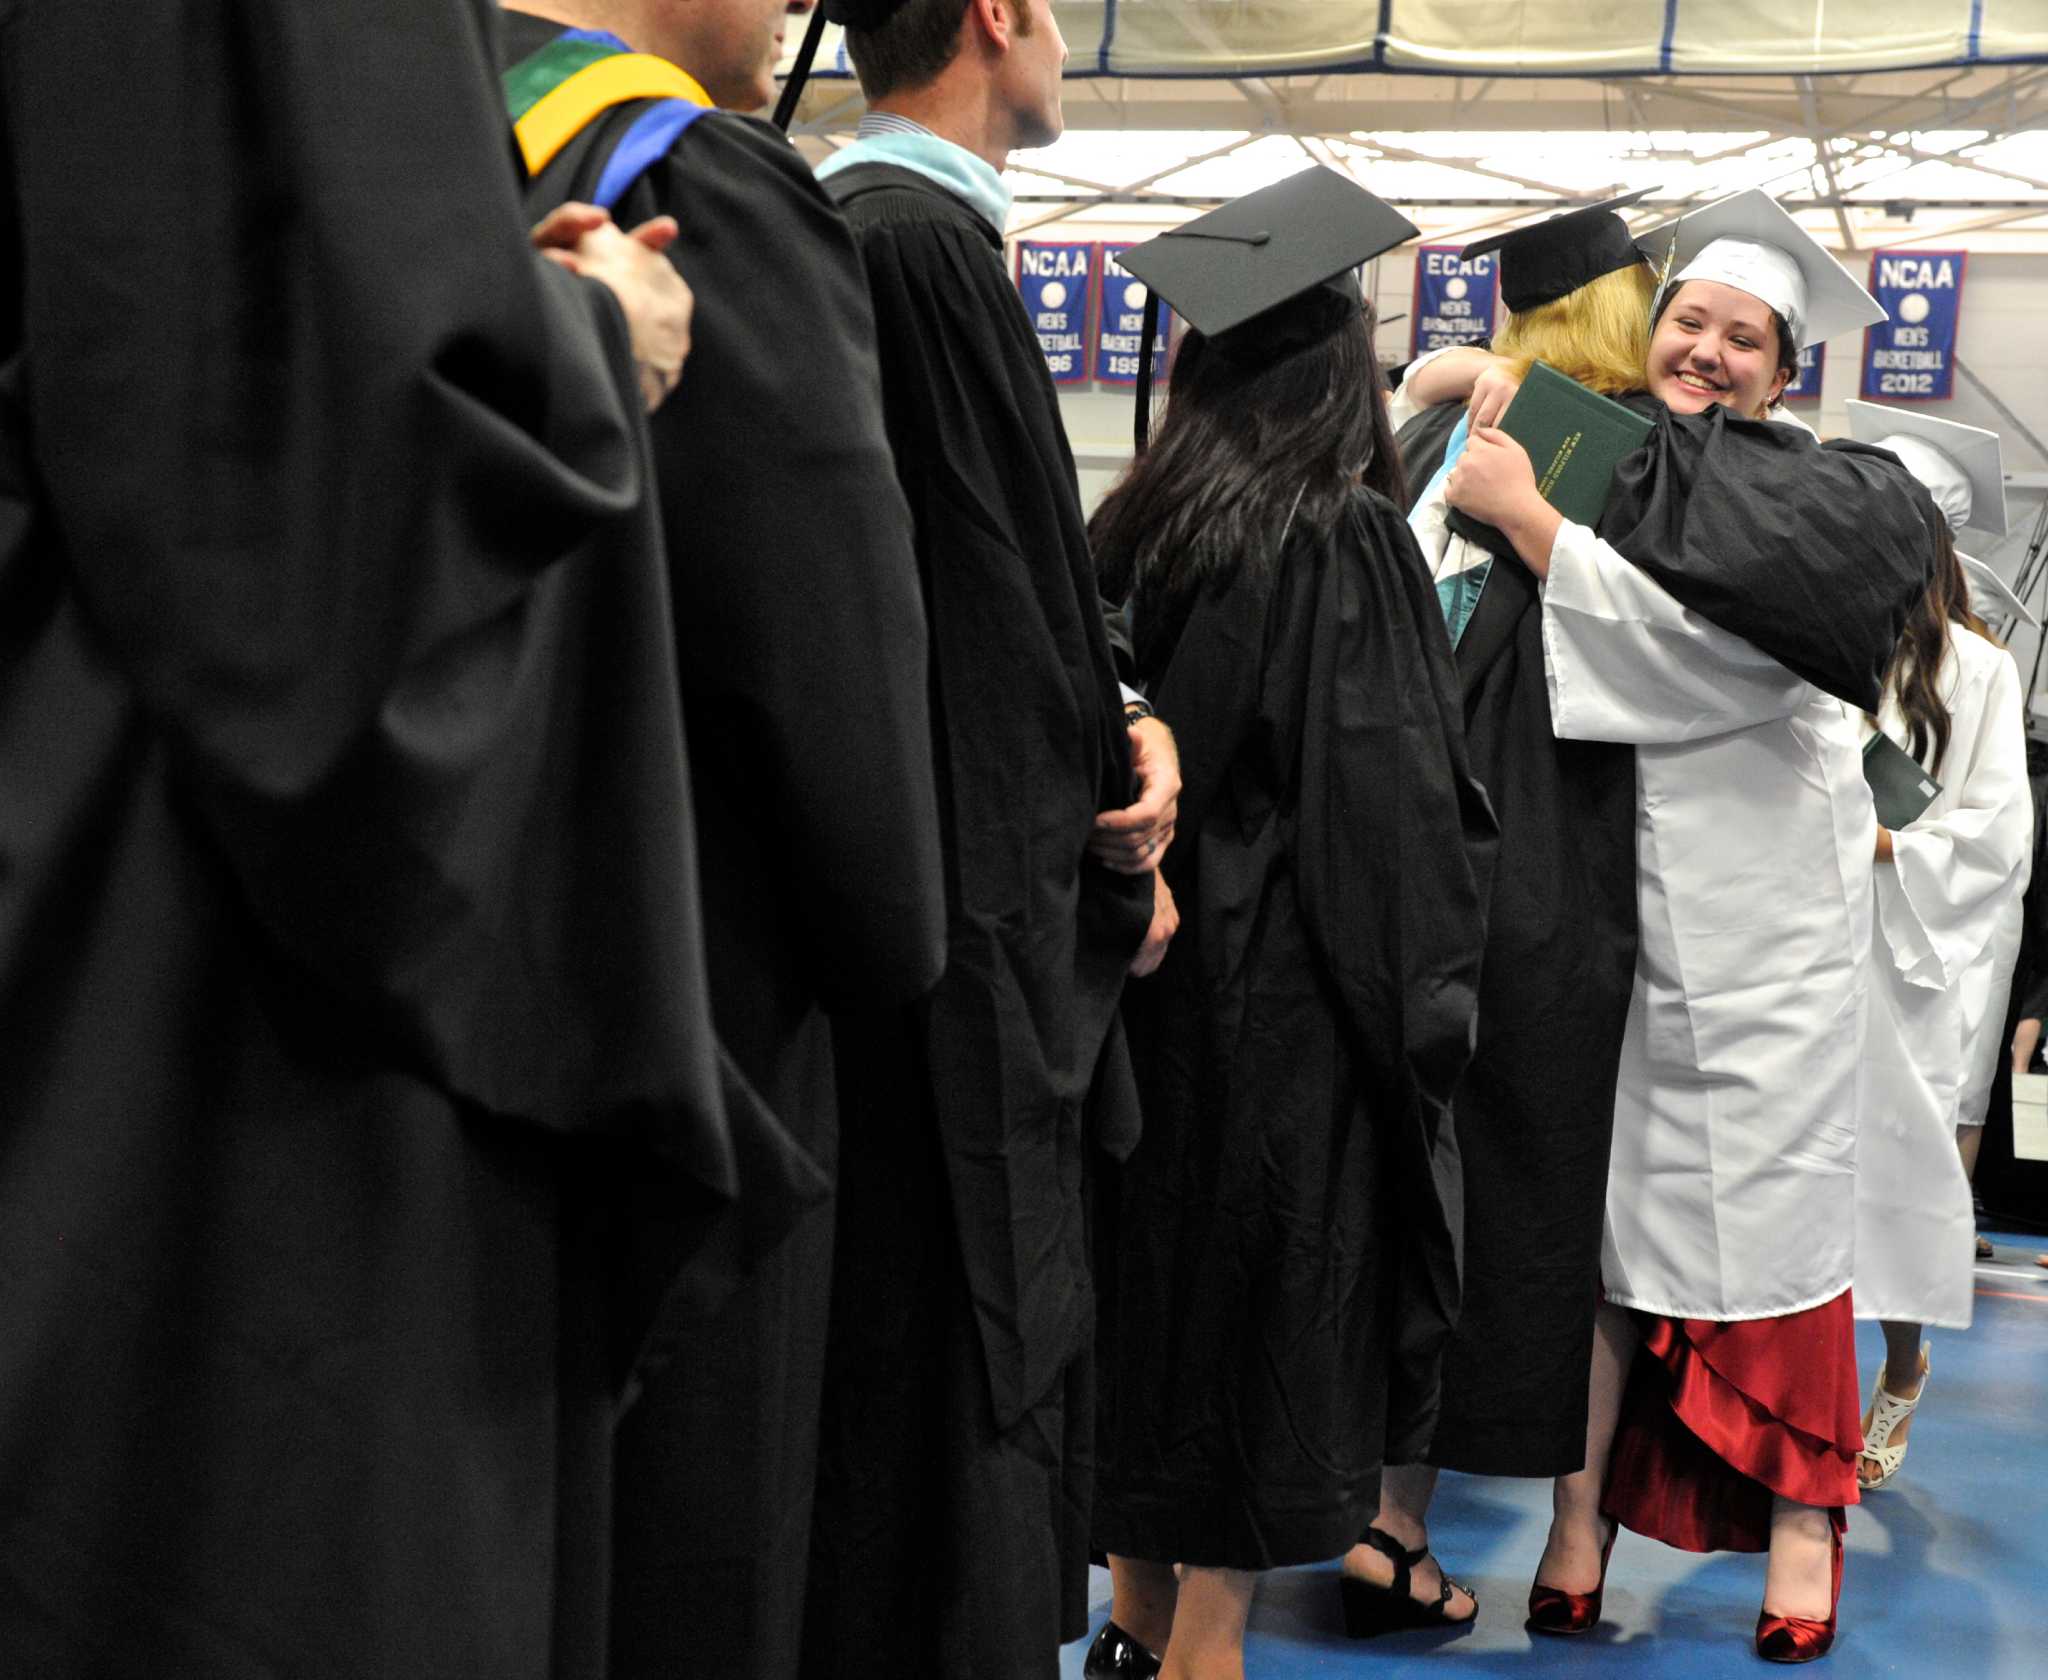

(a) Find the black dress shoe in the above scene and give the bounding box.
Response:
[1081,1619,1162,1679]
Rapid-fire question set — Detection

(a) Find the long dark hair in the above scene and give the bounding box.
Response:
[1876,521,1992,776]
[1091,304,1405,604]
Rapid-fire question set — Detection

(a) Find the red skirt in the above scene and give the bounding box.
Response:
[1602,1290,1863,1554]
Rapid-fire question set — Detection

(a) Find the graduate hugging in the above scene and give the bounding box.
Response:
[1086,177,1943,1678]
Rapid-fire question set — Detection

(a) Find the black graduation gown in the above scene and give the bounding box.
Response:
[0,6,751,1675]
[808,162,1152,1679]
[1093,491,1495,1569]
[1391,401,1639,1477]
[1437,395,1934,714]
[1593,401,1937,713]
[496,22,950,1680]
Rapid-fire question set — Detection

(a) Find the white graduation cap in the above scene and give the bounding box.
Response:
[1633,188,1884,350]
[1845,400,2008,540]
[1957,550,2038,629]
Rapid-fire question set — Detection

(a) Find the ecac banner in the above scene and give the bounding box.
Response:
[1862,249,1966,402]
[1015,240,1095,387]
[1096,245,1174,385]
[1784,342,1825,401]
[1410,246,1498,359]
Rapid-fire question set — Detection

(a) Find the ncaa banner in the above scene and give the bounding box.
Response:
[1096,245,1174,385]
[1784,342,1825,401]
[1409,245,1499,359]
[1862,249,1966,402]
[1015,240,1095,387]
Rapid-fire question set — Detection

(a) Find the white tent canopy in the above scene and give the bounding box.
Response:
[782,10,2048,254]
[780,1,2048,81]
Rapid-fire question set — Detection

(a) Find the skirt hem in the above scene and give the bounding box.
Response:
[1601,1289,1862,1555]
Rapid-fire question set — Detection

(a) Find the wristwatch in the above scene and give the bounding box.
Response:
[1123,698,1157,725]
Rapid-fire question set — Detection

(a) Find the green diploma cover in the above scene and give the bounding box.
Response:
[1496,361,1655,529]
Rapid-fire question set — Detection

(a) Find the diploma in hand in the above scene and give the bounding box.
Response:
[1494,361,1655,529]
[1862,730,1942,830]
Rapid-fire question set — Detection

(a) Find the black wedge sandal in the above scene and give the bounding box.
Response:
[1338,1526,1480,1638]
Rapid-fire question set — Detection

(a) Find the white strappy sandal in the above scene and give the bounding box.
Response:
[1858,1345,1929,1491]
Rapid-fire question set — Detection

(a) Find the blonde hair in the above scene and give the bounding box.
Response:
[1492,262,1656,397]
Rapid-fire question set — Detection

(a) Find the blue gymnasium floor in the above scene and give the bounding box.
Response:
[1061,1232,2048,1678]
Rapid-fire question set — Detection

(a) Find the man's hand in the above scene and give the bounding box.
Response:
[1445,426,1561,577]
[1129,869,1179,978]
[530,201,612,256]
[533,205,693,412]
[1091,715,1180,874]
[2014,1016,2042,1075]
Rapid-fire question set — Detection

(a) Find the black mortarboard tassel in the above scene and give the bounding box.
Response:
[771,6,831,130]
[821,1,918,26]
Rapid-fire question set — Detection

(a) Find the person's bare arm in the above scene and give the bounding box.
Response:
[1403,346,1499,409]
[2013,1016,2041,1074]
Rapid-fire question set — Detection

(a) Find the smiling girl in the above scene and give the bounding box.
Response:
[1650,277,1795,409]
[1426,188,1938,1664]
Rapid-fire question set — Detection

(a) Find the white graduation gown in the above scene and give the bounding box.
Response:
[1542,520,1873,1322]
[1854,627,2032,1328]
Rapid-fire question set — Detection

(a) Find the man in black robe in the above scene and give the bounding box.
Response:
[802,2,1168,1675]
[495,5,950,1678]
[0,4,744,1674]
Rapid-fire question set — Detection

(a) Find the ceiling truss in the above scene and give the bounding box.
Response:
[789,64,2048,247]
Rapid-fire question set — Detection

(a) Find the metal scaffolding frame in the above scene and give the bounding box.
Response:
[789,63,2048,249]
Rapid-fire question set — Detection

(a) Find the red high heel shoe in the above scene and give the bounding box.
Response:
[1755,1520,1844,1663]
[1525,1518,1617,1636]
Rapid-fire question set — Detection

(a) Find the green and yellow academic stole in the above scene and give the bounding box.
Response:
[503,29,713,206]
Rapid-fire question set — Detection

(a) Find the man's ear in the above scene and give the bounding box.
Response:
[966,0,1014,54]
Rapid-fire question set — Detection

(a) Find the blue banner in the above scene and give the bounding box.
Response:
[1095,244,1173,385]
[1862,249,1966,402]
[1783,341,1824,402]
[1015,239,1095,387]
[1409,245,1498,359]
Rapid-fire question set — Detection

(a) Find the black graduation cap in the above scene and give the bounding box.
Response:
[777,1,911,130]
[1457,188,1657,315]
[1115,166,1419,450]
[821,0,910,22]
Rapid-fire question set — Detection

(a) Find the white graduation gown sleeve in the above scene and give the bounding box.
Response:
[1948,644,2033,1128]
[1540,519,1810,745]
[1880,636,2034,995]
[1959,901,2027,1128]
[1855,631,2033,1327]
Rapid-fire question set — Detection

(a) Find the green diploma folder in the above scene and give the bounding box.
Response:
[1495,361,1655,529]
[1863,731,1942,830]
